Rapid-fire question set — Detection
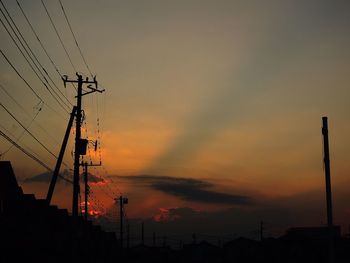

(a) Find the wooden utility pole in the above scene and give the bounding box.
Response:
[116,195,128,249]
[62,74,104,218]
[322,116,335,263]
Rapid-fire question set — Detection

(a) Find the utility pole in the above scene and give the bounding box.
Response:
[192,233,197,244]
[115,195,128,249]
[153,232,156,247]
[163,236,167,248]
[322,116,335,263]
[141,222,144,245]
[127,224,130,249]
[120,196,123,249]
[82,160,101,220]
[260,221,264,242]
[62,74,104,218]
[84,162,88,220]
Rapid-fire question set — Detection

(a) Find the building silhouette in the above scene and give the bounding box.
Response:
[0,161,118,263]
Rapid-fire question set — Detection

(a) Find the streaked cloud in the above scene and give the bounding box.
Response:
[116,175,252,205]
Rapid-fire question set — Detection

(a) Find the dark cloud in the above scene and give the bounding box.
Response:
[88,174,106,184]
[116,175,252,205]
[24,170,71,183]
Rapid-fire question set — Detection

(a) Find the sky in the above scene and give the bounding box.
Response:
[1,0,350,241]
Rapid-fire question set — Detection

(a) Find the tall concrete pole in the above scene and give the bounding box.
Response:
[141,222,144,245]
[260,221,264,242]
[127,223,130,249]
[72,74,83,218]
[61,74,104,218]
[322,116,334,263]
[120,195,123,249]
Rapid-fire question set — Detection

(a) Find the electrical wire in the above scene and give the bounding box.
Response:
[0,123,44,161]
[1,83,61,145]
[0,0,72,108]
[0,103,42,156]
[0,49,68,120]
[0,128,52,171]
[16,0,62,77]
[16,0,78,98]
[0,49,42,102]
[0,102,66,164]
[58,0,93,77]
[40,0,77,73]
[0,6,70,113]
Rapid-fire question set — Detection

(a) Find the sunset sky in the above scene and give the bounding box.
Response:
[1,0,350,240]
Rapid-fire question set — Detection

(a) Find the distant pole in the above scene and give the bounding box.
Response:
[141,222,144,245]
[153,232,156,247]
[115,196,128,249]
[322,116,335,263]
[127,223,130,249]
[260,221,264,242]
[119,195,123,249]
[163,236,167,247]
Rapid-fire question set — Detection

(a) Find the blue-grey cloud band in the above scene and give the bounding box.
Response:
[116,175,252,205]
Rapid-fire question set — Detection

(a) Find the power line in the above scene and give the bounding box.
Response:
[0,12,70,113]
[0,0,72,109]
[0,123,44,161]
[0,83,27,113]
[0,103,42,156]
[16,0,62,78]
[0,49,68,120]
[0,49,42,102]
[0,125,73,184]
[0,11,71,114]
[0,83,61,147]
[59,0,93,77]
[0,128,52,171]
[40,0,77,73]
[17,0,78,100]
[0,102,61,161]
